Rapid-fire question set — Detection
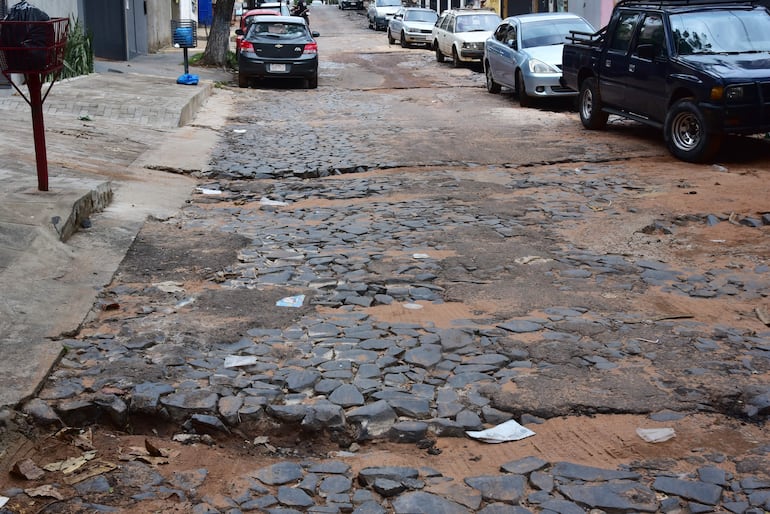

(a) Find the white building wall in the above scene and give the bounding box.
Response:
[24,0,79,18]
[568,0,614,30]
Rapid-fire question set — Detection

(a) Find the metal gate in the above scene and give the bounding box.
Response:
[127,0,148,58]
[83,0,127,60]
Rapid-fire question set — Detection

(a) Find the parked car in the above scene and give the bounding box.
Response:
[432,9,501,67]
[339,0,363,10]
[484,12,594,106]
[368,0,402,31]
[258,2,292,15]
[387,7,438,47]
[562,0,770,162]
[236,8,282,56]
[236,16,320,89]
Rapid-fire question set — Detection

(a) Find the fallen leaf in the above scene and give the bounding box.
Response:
[756,306,770,326]
[152,281,185,293]
[54,427,81,440]
[145,439,165,457]
[63,461,117,485]
[119,445,177,465]
[11,459,45,480]
[44,450,97,474]
[25,485,64,500]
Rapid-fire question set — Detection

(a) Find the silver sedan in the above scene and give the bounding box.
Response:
[387,7,438,48]
[484,12,595,106]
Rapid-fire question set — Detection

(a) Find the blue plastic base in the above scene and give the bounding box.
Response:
[177,73,199,85]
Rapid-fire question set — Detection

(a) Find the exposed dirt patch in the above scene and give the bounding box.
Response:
[2,412,767,513]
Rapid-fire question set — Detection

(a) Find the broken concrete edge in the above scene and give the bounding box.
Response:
[60,182,113,242]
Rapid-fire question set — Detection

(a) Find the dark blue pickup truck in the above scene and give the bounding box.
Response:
[561,0,770,162]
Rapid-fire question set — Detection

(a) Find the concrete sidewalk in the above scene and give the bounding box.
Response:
[0,50,235,408]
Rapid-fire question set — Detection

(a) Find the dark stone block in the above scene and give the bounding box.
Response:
[559,482,658,512]
[652,476,723,505]
[552,462,640,481]
[464,475,526,503]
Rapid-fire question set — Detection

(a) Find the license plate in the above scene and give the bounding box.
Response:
[269,63,287,72]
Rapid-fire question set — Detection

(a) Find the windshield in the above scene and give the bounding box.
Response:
[249,22,307,37]
[405,10,438,23]
[455,13,501,32]
[670,9,770,55]
[376,0,401,6]
[521,18,594,48]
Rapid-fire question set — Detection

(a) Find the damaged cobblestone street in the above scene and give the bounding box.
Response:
[1,4,769,513]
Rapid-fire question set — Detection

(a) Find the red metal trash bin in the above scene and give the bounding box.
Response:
[0,18,69,191]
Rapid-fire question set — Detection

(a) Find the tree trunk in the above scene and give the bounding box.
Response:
[200,0,236,67]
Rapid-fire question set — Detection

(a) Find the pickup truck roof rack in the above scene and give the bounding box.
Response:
[616,0,758,6]
[565,26,607,46]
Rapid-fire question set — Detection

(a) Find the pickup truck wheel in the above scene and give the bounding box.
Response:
[579,77,608,130]
[664,99,722,163]
[485,64,501,94]
[516,70,531,108]
[388,29,395,44]
[434,42,444,63]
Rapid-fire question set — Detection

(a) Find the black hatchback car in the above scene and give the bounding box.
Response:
[236,15,319,89]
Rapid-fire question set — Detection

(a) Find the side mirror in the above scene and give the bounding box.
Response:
[312,31,320,37]
[235,28,244,35]
[636,43,655,60]
[506,38,516,50]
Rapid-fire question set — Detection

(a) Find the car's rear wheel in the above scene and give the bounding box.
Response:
[238,72,249,89]
[664,99,722,163]
[578,77,609,130]
[485,63,500,94]
[516,70,531,108]
[388,29,395,44]
[451,47,461,68]
[307,74,318,89]
[434,42,444,62]
[400,32,409,48]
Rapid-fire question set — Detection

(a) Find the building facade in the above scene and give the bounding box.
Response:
[1,0,180,61]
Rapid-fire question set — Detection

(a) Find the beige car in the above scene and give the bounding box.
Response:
[432,8,501,67]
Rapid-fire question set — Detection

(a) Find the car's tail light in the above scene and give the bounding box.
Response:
[241,40,254,52]
[303,42,318,55]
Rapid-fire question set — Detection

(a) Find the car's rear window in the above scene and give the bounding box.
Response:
[244,13,278,25]
[455,13,500,32]
[406,10,438,23]
[521,18,594,48]
[249,22,307,37]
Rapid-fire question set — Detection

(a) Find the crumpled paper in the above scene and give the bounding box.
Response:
[276,295,305,308]
[636,427,676,443]
[466,419,536,443]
